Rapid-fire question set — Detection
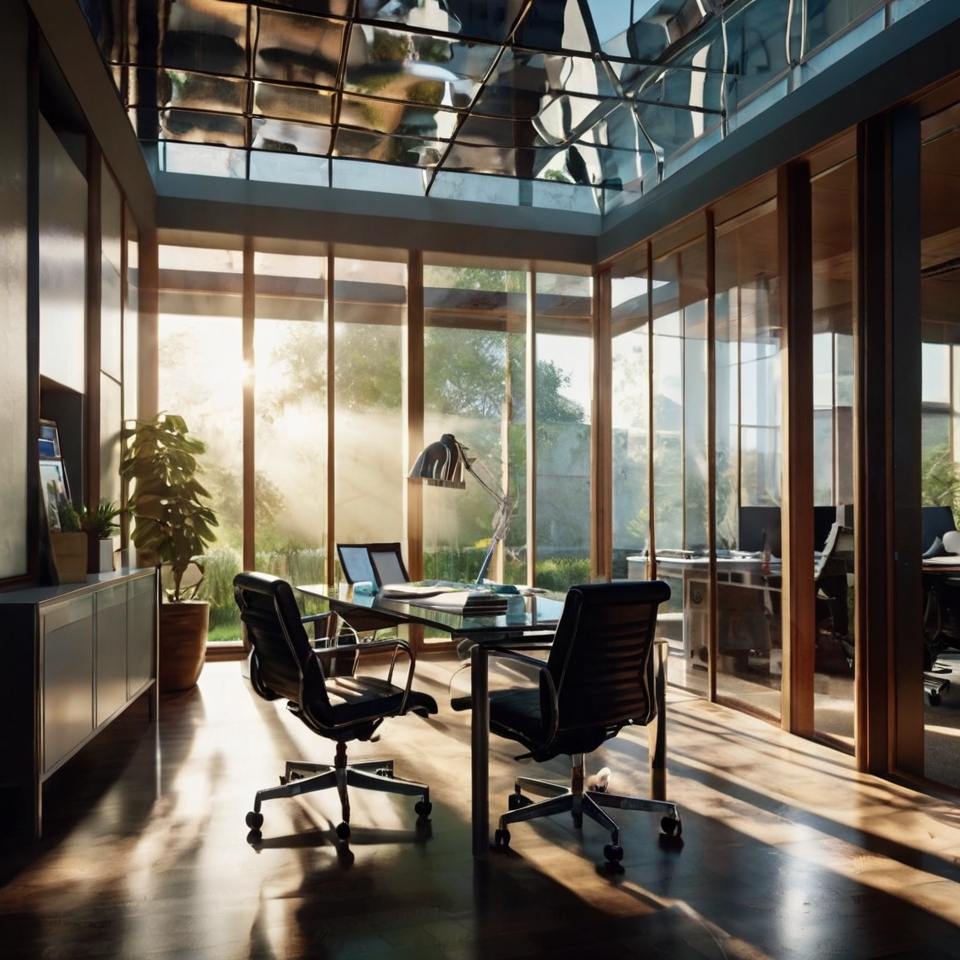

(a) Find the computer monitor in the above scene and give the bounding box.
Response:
[813,505,838,553]
[739,504,846,556]
[921,505,957,553]
[738,505,781,556]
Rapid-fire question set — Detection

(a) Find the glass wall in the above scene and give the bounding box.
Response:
[253,246,327,589]
[333,256,406,559]
[714,202,782,717]
[920,100,960,790]
[422,261,525,585]
[811,157,857,747]
[534,272,593,591]
[157,244,244,641]
[611,253,651,581]
[650,233,709,697]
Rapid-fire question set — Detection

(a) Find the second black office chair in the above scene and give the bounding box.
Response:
[335,542,410,638]
[486,579,681,867]
[234,571,437,841]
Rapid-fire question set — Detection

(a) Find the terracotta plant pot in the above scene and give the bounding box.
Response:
[159,600,210,693]
[50,531,89,584]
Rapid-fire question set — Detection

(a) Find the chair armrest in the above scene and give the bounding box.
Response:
[320,637,416,714]
[450,647,559,747]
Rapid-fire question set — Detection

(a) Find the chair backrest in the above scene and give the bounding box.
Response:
[367,543,410,587]
[545,580,671,732]
[337,544,378,585]
[233,571,333,726]
[337,542,409,587]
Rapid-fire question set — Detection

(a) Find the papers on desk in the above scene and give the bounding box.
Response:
[922,555,960,566]
[379,582,509,615]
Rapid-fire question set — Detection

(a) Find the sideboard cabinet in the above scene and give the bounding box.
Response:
[0,567,158,839]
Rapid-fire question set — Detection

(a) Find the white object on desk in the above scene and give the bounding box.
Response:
[943,530,960,554]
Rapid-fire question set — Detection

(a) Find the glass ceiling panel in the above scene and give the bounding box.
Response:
[82,0,930,215]
[253,82,335,124]
[255,9,345,86]
[334,128,445,167]
[160,0,248,75]
[252,117,333,155]
[340,94,460,139]
[131,70,248,114]
[342,24,499,102]
[158,109,247,147]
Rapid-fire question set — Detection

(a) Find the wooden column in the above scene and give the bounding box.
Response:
[705,212,718,706]
[779,162,815,735]
[85,142,103,511]
[242,238,255,572]
[136,232,159,421]
[592,266,613,582]
[325,252,336,587]
[404,250,425,651]
[405,250,425,583]
[856,108,923,775]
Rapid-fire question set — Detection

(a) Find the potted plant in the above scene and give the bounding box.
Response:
[50,498,89,584]
[121,413,218,693]
[81,498,121,573]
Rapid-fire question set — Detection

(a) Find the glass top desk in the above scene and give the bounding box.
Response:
[296,582,564,859]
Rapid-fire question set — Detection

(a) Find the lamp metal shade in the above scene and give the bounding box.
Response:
[409,433,466,488]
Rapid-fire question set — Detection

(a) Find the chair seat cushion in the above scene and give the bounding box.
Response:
[322,675,438,725]
[490,687,609,760]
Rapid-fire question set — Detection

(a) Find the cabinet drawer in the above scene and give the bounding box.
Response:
[41,596,94,774]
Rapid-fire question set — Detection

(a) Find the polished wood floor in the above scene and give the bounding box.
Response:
[3,656,960,959]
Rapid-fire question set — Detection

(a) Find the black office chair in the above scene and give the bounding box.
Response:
[485,580,681,867]
[234,571,437,840]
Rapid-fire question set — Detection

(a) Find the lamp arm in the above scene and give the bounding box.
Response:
[461,454,514,584]
[461,453,506,510]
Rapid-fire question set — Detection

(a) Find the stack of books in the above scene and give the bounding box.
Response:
[379,581,509,616]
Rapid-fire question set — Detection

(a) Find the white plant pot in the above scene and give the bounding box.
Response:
[99,538,115,572]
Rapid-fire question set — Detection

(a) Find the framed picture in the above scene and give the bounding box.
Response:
[39,458,69,533]
[39,419,61,459]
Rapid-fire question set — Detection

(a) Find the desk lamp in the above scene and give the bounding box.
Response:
[408,433,512,584]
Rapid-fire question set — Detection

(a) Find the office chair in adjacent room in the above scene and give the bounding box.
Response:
[920,505,959,704]
[234,571,437,840]
[484,580,681,867]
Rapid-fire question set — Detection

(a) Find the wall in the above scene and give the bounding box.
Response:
[0,2,30,580]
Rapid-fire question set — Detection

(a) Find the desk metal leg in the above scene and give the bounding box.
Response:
[471,643,489,860]
[649,638,668,800]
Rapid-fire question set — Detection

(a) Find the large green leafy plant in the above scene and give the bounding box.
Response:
[121,413,218,602]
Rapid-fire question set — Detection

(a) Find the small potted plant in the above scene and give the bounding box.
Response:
[81,498,122,574]
[121,412,218,692]
[50,498,89,583]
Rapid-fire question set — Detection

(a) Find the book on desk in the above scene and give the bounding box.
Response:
[378,581,510,615]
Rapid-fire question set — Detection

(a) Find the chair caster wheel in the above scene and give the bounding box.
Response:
[603,843,624,863]
[929,692,941,707]
[661,816,682,837]
[336,821,351,840]
[415,800,432,819]
[508,792,531,811]
[494,828,511,848]
[246,810,263,830]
